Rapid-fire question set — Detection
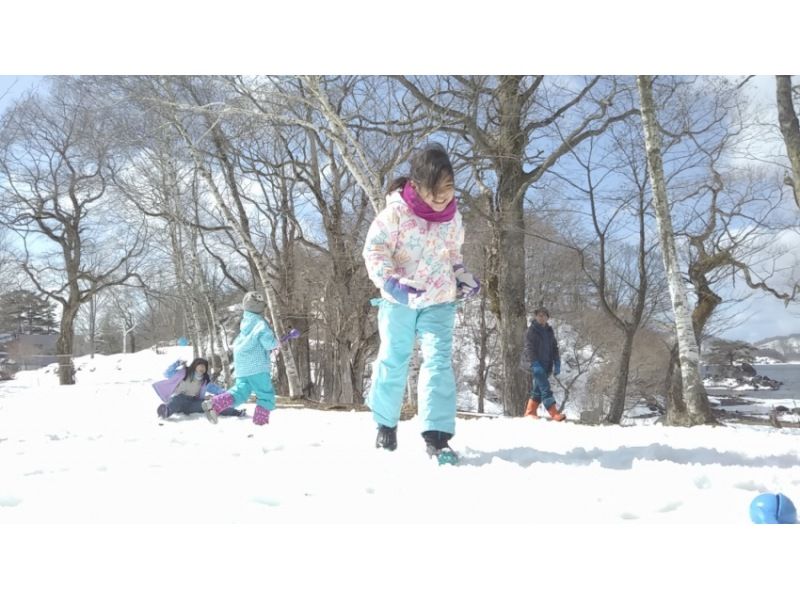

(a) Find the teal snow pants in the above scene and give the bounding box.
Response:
[367,300,457,435]
[227,371,276,411]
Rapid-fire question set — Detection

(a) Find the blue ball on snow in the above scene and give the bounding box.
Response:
[749,493,797,524]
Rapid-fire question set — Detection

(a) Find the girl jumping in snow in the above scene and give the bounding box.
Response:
[362,142,479,464]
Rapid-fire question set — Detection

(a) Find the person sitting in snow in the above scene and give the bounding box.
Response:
[523,307,566,421]
[153,357,244,419]
[201,291,281,426]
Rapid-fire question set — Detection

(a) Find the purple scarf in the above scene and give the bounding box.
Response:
[400,181,457,222]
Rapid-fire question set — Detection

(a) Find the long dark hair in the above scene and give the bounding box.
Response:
[387,142,455,195]
[184,357,211,384]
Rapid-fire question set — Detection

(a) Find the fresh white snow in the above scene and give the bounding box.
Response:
[1,345,797,596]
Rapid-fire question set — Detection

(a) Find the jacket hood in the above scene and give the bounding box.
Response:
[532,321,552,333]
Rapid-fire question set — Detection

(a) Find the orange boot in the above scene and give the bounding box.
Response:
[524,399,541,419]
[546,403,566,421]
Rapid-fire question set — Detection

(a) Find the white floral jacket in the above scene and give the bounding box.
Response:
[362,191,464,308]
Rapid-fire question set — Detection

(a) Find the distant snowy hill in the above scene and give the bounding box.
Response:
[754,333,800,361]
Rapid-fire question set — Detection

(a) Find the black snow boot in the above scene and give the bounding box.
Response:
[422,430,453,455]
[422,430,459,465]
[375,425,398,451]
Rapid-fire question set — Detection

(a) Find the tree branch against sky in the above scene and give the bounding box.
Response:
[0,77,148,384]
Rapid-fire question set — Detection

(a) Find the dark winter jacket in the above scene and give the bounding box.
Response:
[524,321,560,374]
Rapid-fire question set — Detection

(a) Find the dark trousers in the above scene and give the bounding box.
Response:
[167,394,240,417]
[531,369,556,408]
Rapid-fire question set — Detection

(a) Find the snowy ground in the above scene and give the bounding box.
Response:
[1,345,797,596]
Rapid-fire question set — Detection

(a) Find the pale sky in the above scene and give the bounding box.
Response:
[0,76,41,113]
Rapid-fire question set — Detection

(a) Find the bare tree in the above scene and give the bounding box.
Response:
[265,128,375,403]
[549,127,664,423]
[637,75,713,425]
[225,76,437,403]
[392,76,639,415]
[776,76,800,209]
[125,76,306,395]
[227,76,426,214]
[0,78,147,384]
[649,77,800,421]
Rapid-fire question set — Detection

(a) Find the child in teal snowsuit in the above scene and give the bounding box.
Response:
[202,291,278,426]
[362,143,480,461]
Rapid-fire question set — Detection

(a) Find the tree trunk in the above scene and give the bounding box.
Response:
[263,285,302,397]
[495,173,529,416]
[691,281,722,342]
[169,225,204,358]
[350,346,368,406]
[120,313,136,354]
[330,339,355,404]
[493,77,530,417]
[338,344,355,404]
[667,267,722,423]
[206,297,231,382]
[321,331,334,403]
[637,75,713,426]
[664,343,690,424]
[476,291,489,414]
[605,329,635,423]
[186,236,210,359]
[776,76,800,210]
[88,295,97,359]
[56,306,79,385]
